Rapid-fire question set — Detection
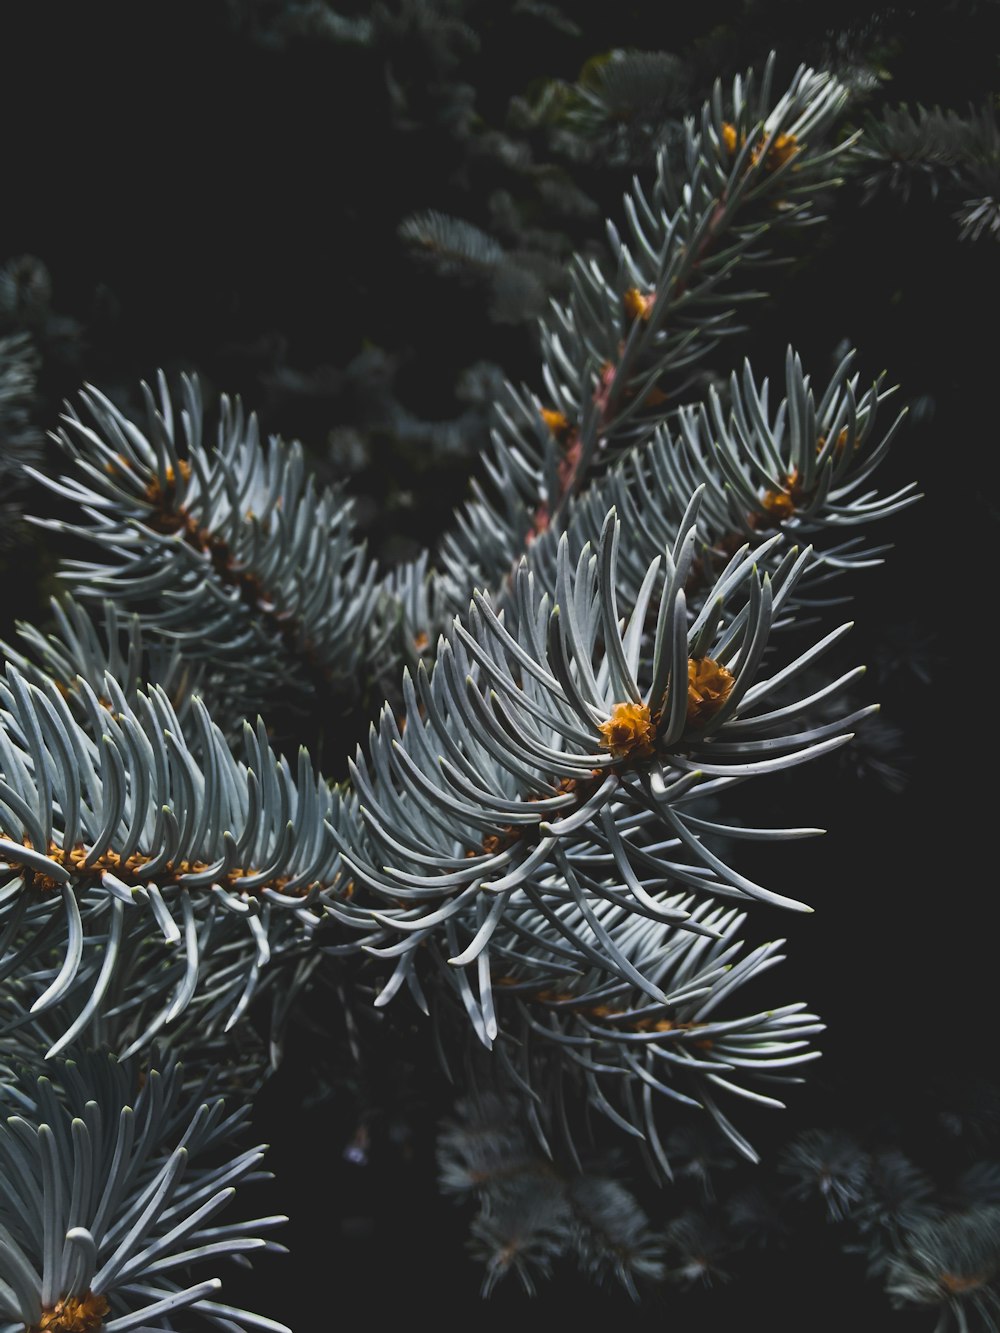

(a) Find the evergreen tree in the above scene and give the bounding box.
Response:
[1,4,997,1330]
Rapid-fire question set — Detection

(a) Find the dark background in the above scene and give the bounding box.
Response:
[1,3,998,1329]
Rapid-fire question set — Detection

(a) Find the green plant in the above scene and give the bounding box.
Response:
[4,35,974,1330]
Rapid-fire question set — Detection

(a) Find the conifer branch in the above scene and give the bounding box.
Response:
[0,1050,289,1333]
[27,374,379,716]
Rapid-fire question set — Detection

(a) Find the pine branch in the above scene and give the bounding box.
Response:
[0,1050,289,1333]
[851,99,1000,242]
[322,504,864,1161]
[0,660,355,1059]
[435,55,860,615]
[26,373,380,718]
[0,595,256,743]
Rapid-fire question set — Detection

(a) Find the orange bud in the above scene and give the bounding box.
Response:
[540,407,572,439]
[687,657,735,727]
[817,426,853,455]
[34,1293,111,1333]
[623,287,656,321]
[751,130,799,171]
[599,700,655,759]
